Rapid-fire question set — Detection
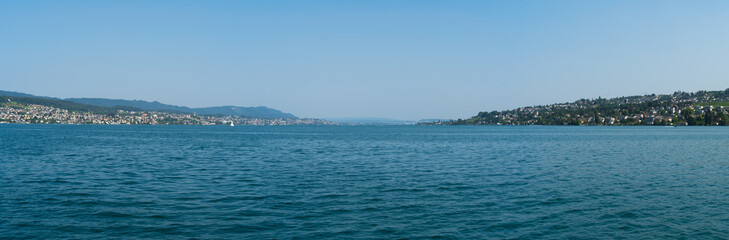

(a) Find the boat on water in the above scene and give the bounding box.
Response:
[230,121,235,127]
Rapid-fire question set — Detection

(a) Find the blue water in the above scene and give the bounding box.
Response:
[2,125,729,239]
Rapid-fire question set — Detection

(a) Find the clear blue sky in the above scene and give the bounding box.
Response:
[2,1,729,120]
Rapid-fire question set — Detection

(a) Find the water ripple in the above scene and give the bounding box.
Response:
[3,125,729,239]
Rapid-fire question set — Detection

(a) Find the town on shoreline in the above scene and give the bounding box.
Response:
[6,89,729,126]
[0,101,335,126]
[434,89,729,126]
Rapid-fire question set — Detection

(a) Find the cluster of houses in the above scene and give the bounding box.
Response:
[0,104,205,125]
[479,105,728,126]
[449,90,729,125]
[0,103,334,126]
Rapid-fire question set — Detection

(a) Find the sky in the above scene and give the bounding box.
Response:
[2,1,729,120]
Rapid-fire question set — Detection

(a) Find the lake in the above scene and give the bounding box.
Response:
[2,125,729,239]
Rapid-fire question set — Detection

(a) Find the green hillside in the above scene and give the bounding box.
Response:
[0,96,140,115]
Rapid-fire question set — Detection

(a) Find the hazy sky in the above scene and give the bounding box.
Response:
[2,1,729,120]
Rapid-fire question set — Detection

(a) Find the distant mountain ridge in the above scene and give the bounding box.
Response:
[0,90,296,119]
[0,90,46,98]
[325,117,417,125]
[64,98,191,113]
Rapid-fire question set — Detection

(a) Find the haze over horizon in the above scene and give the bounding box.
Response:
[3,1,729,120]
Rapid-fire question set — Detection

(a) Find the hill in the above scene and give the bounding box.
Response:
[66,98,296,119]
[0,90,296,119]
[0,90,48,98]
[0,95,332,125]
[444,89,729,126]
[0,95,140,114]
[65,98,191,113]
[192,106,296,119]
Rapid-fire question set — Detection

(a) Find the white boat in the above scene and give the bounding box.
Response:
[230,121,235,127]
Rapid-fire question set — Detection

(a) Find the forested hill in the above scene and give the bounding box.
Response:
[445,89,729,126]
[0,90,296,119]
[66,98,296,119]
[0,90,45,98]
[0,96,140,114]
